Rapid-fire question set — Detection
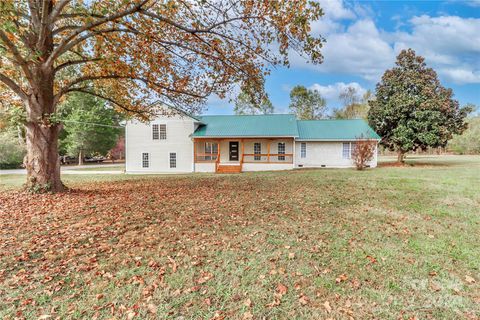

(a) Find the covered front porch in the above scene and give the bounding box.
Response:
[193,138,294,173]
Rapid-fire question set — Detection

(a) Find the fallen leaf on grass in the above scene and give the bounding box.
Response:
[323,301,332,313]
[298,294,310,305]
[465,275,476,284]
[242,311,253,320]
[266,298,281,308]
[197,272,214,284]
[147,303,157,314]
[167,256,177,272]
[244,298,252,307]
[336,274,348,283]
[276,283,288,296]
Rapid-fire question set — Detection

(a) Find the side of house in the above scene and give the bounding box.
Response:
[125,113,380,173]
[125,113,199,173]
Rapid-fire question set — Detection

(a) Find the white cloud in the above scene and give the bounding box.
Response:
[318,0,355,20]
[291,1,480,84]
[309,82,368,108]
[440,68,480,84]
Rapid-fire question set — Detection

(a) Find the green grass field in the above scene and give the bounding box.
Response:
[0,155,479,319]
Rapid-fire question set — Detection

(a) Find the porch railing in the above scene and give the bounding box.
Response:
[242,153,294,164]
[195,153,218,162]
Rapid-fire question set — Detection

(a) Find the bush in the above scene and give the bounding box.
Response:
[352,137,377,170]
[0,130,26,169]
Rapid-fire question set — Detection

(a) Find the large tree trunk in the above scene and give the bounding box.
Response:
[25,121,64,192]
[24,27,65,191]
[397,150,405,164]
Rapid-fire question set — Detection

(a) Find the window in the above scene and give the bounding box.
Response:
[142,153,149,168]
[204,142,218,161]
[170,152,176,168]
[254,142,261,161]
[152,124,159,140]
[159,124,167,139]
[342,142,351,159]
[278,142,285,161]
[300,142,306,158]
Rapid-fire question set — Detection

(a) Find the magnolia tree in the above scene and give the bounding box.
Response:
[0,0,325,192]
[368,49,471,164]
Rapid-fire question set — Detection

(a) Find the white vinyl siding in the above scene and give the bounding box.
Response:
[142,153,149,168]
[159,124,167,140]
[254,142,261,161]
[295,141,378,168]
[125,109,195,173]
[169,152,176,168]
[300,142,306,158]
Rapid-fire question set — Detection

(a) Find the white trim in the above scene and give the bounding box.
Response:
[296,138,381,142]
[125,124,128,172]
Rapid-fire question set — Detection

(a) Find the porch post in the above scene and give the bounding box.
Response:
[292,138,296,166]
[193,139,197,163]
[267,140,271,163]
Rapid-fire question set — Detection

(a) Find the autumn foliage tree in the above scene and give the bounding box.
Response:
[351,136,377,170]
[368,49,471,164]
[0,0,325,192]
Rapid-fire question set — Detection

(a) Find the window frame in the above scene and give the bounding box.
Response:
[142,152,149,168]
[300,142,307,158]
[159,124,167,140]
[204,142,218,161]
[342,142,351,159]
[254,142,261,161]
[169,152,176,168]
[152,124,159,140]
[278,142,286,161]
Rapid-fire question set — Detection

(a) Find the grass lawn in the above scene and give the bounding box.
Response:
[0,155,479,319]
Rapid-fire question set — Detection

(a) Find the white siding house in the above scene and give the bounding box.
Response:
[126,113,199,173]
[125,112,380,173]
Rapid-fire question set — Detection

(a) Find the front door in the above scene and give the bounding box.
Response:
[229,141,239,161]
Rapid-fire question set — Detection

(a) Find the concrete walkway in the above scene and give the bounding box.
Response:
[0,163,124,175]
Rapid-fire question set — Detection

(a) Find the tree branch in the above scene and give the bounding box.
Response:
[0,73,28,101]
[46,0,148,66]
[54,57,102,74]
[49,0,72,23]
[58,74,208,100]
[63,88,152,116]
[0,30,34,83]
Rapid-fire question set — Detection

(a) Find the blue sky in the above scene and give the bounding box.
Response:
[206,0,480,115]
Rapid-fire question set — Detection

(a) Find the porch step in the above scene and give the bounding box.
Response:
[216,164,242,173]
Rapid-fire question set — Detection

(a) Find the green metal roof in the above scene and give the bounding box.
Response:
[192,114,299,137]
[191,114,380,140]
[297,119,380,140]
